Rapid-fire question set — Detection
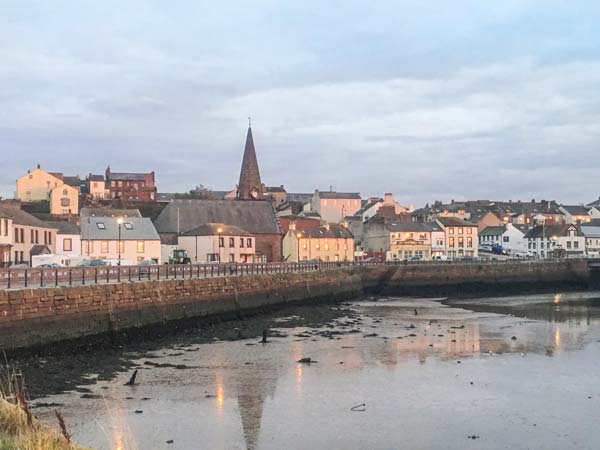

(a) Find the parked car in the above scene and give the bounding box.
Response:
[78,259,107,267]
[38,263,61,268]
[433,255,448,261]
[138,259,158,275]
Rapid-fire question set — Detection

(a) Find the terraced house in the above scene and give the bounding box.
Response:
[435,217,478,259]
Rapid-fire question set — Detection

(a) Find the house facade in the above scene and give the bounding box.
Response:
[105,167,157,202]
[435,217,478,259]
[178,223,256,263]
[87,174,107,199]
[559,205,592,224]
[80,216,161,264]
[16,165,79,215]
[525,224,585,258]
[283,223,354,262]
[49,183,79,215]
[310,190,362,223]
[479,223,529,254]
[581,220,600,257]
[0,211,13,267]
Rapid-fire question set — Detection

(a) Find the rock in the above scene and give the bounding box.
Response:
[166,440,174,444]
[511,336,517,340]
[134,410,143,414]
[297,357,317,364]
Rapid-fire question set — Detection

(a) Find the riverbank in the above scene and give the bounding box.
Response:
[0,260,594,351]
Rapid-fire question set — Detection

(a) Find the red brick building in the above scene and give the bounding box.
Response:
[105,167,157,202]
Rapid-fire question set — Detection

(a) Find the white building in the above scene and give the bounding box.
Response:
[479,223,529,254]
[310,190,362,223]
[525,224,585,258]
[177,223,256,263]
[581,220,600,257]
[47,221,81,266]
[355,193,412,221]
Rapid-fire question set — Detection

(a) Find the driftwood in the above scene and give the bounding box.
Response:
[124,369,138,386]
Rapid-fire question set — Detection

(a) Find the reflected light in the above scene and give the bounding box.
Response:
[216,385,224,407]
[553,294,561,304]
[296,364,303,385]
[554,329,561,347]
[114,431,123,450]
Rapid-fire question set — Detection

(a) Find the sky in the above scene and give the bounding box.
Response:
[1,0,599,207]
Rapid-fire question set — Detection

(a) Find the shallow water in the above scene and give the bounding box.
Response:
[20,291,600,449]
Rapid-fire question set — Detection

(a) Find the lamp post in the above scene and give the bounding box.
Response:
[297,232,302,262]
[116,217,124,266]
[217,227,223,263]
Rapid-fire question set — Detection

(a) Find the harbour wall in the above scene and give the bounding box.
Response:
[0,260,594,350]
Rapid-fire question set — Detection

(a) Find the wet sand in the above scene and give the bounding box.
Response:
[9,291,600,450]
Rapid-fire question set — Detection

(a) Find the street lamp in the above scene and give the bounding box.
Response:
[116,217,124,265]
[217,227,223,263]
[297,232,302,262]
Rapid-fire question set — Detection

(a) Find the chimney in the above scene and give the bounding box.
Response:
[384,193,393,204]
[37,164,41,169]
[531,199,535,203]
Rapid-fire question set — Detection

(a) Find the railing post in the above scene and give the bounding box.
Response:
[94,268,98,284]
[24,270,27,288]
[40,269,44,288]
[82,268,85,285]
[7,270,11,289]
[69,268,72,286]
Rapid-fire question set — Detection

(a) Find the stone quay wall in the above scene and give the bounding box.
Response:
[0,261,592,350]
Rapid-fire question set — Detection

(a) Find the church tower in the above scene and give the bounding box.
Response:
[237,121,264,200]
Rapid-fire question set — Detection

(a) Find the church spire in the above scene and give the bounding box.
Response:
[237,121,263,200]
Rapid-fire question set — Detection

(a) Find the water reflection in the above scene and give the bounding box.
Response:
[29,291,600,450]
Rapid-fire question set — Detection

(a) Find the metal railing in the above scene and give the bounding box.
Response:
[0,258,592,290]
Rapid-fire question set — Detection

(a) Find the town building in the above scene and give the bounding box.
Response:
[435,217,478,259]
[0,211,13,267]
[278,215,322,234]
[363,217,438,261]
[80,207,142,219]
[47,221,81,262]
[354,193,411,221]
[470,210,504,231]
[177,223,256,263]
[283,223,354,262]
[105,167,157,202]
[0,201,57,266]
[310,190,362,223]
[15,165,80,215]
[524,224,585,258]
[236,125,264,200]
[581,220,600,257]
[80,216,161,264]
[263,185,287,207]
[87,174,107,199]
[154,199,282,262]
[479,224,530,254]
[424,222,445,259]
[559,205,592,224]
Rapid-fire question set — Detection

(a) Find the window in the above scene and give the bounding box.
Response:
[61,198,70,207]
[219,237,224,248]
[567,241,572,249]
[85,241,94,253]
[503,236,509,242]
[30,229,34,243]
[458,237,464,248]
[467,237,472,247]
[4,220,7,236]
[63,238,72,252]
[62,189,68,195]
[229,237,235,247]
[315,243,320,250]
[97,222,106,230]
[449,237,455,247]
[137,241,145,253]
[247,238,252,248]
[574,241,579,249]
[229,254,235,263]
[449,228,454,235]
[240,238,245,248]
[467,228,472,235]
[419,233,427,240]
[20,228,24,243]
[459,228,464,234]
[101,241,109,253]
[325,243,329,251]
[124,223,133,230]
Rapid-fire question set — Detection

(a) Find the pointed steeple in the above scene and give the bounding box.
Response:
[237,121,264,200]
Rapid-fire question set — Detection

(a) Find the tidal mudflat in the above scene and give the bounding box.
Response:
[14,291,600,450]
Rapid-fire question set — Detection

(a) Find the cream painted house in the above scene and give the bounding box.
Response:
[50,184,79,215]
[178,223,256,263]
[0,202,57,266]
[435,217,479,259]
[87,174,107,199]
[16,166,63,202]
[310,190,362,223]
[283,223,354,262]
[80,216,161,264]
[16,165,79,215]
[0,211,13,267]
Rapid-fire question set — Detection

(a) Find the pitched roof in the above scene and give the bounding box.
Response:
[385,221,430,232]
[62,176,81,187]
[30,244,52,256]
[81,217,160,240]
[479,225,507,236]
[296,224,353,239]
[524,224,576,239]
[154,199,281,235]
[286,193,313,203]
[316,191,361,199]
[436,217,477,227]
[46,221,80,235]
[586,197,600,207]
[264,186,286,193]
[0,205,55,229]
[237,126,263,200]
[107,171,151,181]
[581,221,600,237]
[80,207,142,218]
[181,223,252,237]
[88,174,105,182]
[560,205,591,215]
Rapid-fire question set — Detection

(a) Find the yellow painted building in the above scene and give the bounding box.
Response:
[283,223,354,262]
[50,184,79,215]
[16,165,79,215]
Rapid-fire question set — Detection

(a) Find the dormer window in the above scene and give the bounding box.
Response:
[97,222,106,230]
[124,223,133,230]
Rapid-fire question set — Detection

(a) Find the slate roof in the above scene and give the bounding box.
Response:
[586,197,600,207]
[80,208,142,218]
[296,224,353,239]
[581,221,600,237]
[524,224,576,239]
[181,223,252,237]
[264,186,286,193]
[46,221,80,235]
[108,172,147,181]
[286,193,313,204]
[81,217,160,241]
[154,199,281,235]
[317,191,361,199]
[480,225,507,236]
[0,206,55,229]
[62,176,81,187]
[560,205,591,215]
[30,245,51,256]
[422,222,444,232]
[385,221,430,232]
[88,174,105,182]
[436,217,478,227]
